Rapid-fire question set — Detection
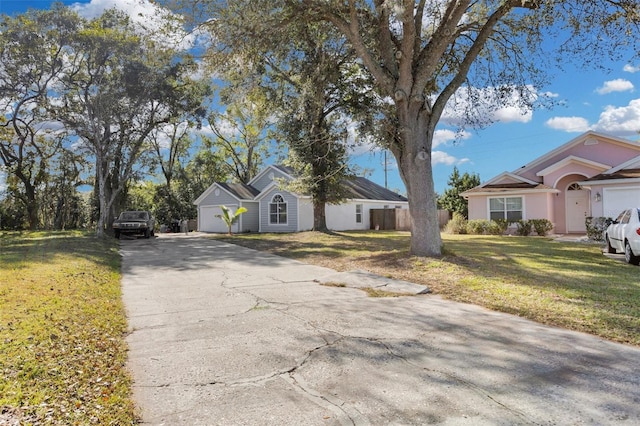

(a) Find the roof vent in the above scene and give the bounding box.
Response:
[584,137,599,146]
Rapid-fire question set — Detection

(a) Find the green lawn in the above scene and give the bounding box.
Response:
[1,230,637,425]
[0,231,135,425]
[218,231,640,346]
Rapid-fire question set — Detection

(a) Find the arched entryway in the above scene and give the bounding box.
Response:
[565,182,590,233]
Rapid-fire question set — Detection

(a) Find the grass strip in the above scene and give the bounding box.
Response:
[0,231,135,425]
[218,231,640,346]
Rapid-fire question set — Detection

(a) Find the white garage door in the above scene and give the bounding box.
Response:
[199,205,239,233]
[603,187,640,218]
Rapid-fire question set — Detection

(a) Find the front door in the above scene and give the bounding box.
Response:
[566,184,589,233]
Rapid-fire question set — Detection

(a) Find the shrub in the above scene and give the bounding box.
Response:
[466,219,489,235]
[585,216,613,242]
[530,219,554,236]
[514,219,532,236]
[445,212,468,234]
[485,220,506,235]
[492,219,510,235]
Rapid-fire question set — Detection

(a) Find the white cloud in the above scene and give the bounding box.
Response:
[70,0,196,50]
[432,129,471,148]
[623,64,640,73]
[545,99,640,137]
[596,79,634,95]
[545,116,591,132]
[432,151,469,166]
[441,85,536,127]
[592,99,640,136]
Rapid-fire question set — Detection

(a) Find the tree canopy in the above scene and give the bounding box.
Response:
[175,0,640,256]
[438,167,480,219]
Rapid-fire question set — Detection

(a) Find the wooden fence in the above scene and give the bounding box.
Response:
[370,208,450,231]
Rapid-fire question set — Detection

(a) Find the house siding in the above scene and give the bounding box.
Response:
[197,187,242,232]
[199,186,239,207]
[298,199,314,231]
[252,167,290,192]
[326,201,408,231]
[240,201,259,233]
[259,187,299,233]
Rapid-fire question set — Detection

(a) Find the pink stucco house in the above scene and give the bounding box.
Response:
[462,131,640,234]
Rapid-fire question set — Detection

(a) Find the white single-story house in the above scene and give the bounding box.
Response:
[194,164,409,233]
[461,131,640,233]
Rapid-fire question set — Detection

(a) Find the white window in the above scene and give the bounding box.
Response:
[355,204,363,223]
[269,194,287,224]
[489,197,523,221]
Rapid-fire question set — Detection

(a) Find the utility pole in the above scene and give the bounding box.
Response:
[383,150,388,189]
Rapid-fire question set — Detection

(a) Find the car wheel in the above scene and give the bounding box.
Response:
[114,230,120,239]
[144,229,151,239]
[624,241,640,265]
[605,235,617,254]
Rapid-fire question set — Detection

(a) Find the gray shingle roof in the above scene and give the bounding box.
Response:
[341,176,408,202]
[583,168,640,181]
[218,182,261,200]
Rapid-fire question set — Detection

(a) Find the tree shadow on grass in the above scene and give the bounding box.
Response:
[0,231,120,272]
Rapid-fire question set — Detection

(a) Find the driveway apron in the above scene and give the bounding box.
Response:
[121,234,640,425]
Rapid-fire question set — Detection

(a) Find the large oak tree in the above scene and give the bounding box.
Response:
[175,0,640,256]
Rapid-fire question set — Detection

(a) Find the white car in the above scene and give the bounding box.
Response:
[604,208,640,265]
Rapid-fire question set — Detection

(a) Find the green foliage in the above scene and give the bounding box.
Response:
[466,219,488,235]
[585,216,614,242]
[514,220,533,236]
[438,167,480,219]
[530,219,554,236]
[444,212,468,234]
[484,221,503,235]
[464,219,509,235]
[215,205,248,235]
[206,89,274,184]
[492,219,510,235]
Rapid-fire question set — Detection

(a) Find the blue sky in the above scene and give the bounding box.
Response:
[2,0,640,195]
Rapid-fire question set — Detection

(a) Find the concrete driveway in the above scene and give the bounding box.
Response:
[121,234,640,425]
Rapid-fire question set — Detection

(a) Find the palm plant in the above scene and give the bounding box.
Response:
[216,205,248,235]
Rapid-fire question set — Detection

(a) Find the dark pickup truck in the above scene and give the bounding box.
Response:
[112,211,155,239]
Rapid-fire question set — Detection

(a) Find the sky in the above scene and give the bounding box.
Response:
[2,0,640,196]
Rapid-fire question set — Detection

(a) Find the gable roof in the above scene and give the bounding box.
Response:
[218,182,260,200]
[196,164,408,205]
[581,168,640,184]
[193,181,259,205]
[602,154,640,175]
[341,176,408,202]
[248,164,295,187]
[513,131,640,175]
[535,155,611,177]
[482,172,539,186]
[462,183,556,197]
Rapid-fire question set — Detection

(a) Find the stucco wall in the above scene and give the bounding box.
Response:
[467,197,486,221]
[518,138,640,182]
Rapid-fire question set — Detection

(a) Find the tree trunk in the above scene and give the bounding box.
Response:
[393,108,442,257]
[313,199,328,232]
[23,181,39,231]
